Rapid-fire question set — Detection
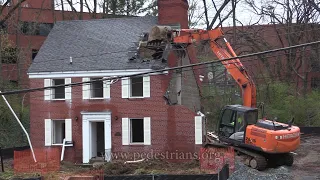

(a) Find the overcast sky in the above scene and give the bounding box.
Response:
[53,0,265,28]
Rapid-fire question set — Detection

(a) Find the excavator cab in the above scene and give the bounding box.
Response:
[218,105,258,143]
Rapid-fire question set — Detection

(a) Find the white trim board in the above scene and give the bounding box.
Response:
[28,69,169,79]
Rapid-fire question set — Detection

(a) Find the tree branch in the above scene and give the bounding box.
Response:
[202,0,209,29]
[0,0,27,26]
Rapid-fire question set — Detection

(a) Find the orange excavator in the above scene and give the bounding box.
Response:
[141,26,300,170]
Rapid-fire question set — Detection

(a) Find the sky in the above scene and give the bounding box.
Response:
[52,0,270,29]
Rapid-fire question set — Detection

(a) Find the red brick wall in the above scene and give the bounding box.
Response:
[158,0,189,29]
[30,75,199,163]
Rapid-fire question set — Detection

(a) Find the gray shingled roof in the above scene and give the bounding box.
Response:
[28,16,164,73]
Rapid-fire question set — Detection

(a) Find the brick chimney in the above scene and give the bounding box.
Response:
[158,0,189,29]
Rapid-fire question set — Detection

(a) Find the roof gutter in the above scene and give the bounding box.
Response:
[28,69,168,79]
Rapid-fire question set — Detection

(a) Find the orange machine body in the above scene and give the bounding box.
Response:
[245,122,300,153]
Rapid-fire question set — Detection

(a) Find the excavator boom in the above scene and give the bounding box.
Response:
[146,27,256,107]
[141,26,300,171]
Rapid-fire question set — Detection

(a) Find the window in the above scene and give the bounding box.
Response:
[45,119,72,146]
[53,79,65,99]
[131,76,143,97]
[311,77,320,90]
[122,117,151,145]
[32,49,38,61]
[130,119,144,143]
[44,78,71,100]
[121,76,150,98]
[221,109,234,125]
[39,23,53,36]
[235,112,245,132]
[82,77,110,99]
[20,21,53,36]
[90,78,103,98]
[246,111,258,125]
[52,120,65,144]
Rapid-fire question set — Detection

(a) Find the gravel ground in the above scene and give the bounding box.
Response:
[229,135,320,180]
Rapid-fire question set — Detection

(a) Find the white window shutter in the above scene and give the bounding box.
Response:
[103,79,111,99]
[144,117,151,145]
[65,78,72,100]
[65,119,72,142]
[121,78,129,98]
[122,118,129,145]
[143,76,150,98]
[195,116,203,144]
[44,79,52,100]
[82,78,90,99]
[45,119,52,146]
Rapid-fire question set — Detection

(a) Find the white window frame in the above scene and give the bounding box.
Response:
[44,78,71,101]
[122,117,151,145]
[121,76,150,99]
[52,119,66,145]
[45,118,72,146]
[89,77,104,99]
[82,77,110,100]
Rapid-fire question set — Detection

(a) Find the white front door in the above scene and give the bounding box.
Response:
[81,112,112,163]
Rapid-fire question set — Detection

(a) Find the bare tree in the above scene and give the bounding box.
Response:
[243,0,320,94]
[202,0,240,30]
[189,0,206,28]
[0,0,27,26]
[80,0,83,19]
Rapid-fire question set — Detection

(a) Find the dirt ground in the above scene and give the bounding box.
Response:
[1,135,319,180]
[230,135,320,180]
[291,135,320,180]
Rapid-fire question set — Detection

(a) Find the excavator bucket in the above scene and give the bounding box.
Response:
[138,25,185,62]
[147,25,173,43]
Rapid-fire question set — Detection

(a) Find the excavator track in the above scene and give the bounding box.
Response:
[234,147,267,171]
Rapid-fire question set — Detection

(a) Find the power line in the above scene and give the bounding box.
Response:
[10,59,320,101]
[1,40,320,96]
[7,25,320,67]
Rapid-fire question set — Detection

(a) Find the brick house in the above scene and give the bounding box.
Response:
[28,0,204,163]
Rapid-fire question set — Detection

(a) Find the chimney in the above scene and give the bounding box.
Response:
[158,0,189,29]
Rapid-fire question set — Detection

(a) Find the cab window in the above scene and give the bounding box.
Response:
[221,109,235,125]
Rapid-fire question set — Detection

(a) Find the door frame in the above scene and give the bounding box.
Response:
[81,111,111,163]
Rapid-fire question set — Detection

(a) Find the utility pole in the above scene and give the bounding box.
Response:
[0,31,2,89]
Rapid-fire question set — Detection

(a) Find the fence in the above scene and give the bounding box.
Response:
[0,146,30,160]
[0,147,4,172]
[300,127,320,135]
[103,164,229,180]
[14,147,61,173]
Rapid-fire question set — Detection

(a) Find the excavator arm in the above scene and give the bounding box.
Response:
[142,26,300,171]
[145,26,256,107]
